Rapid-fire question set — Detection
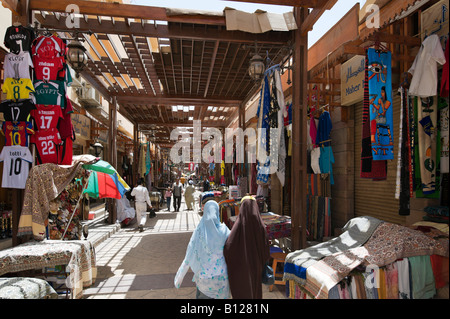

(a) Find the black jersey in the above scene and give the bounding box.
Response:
[3,25,36,54]
[0,99,35,122]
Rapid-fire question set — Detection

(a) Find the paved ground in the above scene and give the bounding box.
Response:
[83,191,287,299]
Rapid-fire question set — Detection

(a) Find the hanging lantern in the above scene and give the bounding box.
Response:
[67,40,87,78]
[248,53,265,81]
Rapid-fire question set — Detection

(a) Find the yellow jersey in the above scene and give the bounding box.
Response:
[2,78,35,100]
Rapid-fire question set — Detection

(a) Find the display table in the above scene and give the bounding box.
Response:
[0,277,58,299]
[228,212,291,240]
[0,240,96,299]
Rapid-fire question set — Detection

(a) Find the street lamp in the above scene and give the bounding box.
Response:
[67,40,87,78]
[91,141,104,157]
[249,53,265,81]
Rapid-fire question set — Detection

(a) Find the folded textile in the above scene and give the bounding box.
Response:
[284,216,383,284]
[301,222,447,299]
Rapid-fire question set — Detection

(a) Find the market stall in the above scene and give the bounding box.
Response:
[283,216,449,299]
[0,239,96,299]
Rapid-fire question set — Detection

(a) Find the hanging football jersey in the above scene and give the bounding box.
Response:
[32,35,66,58]
[58,137,74,165]
[32,80,65,107]
[4,51,33,79]
[33,55,65,81]
[58,97,74,139]
[0,99,35,122]
[1,78,35,100]
[31,128,62,164]
[3,25,35,54]
[30,104,63,130]
[1,121,34,146]
[0,145,33,189]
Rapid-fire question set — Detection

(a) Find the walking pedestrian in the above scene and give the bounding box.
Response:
[174,201,231,299]
[131,178,152,232]
[223,196,270,299]
[165,187,173,211]
[172,178,183,212]
[184,180,195,210]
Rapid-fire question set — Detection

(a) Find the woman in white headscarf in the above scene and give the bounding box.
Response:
[174,201,231,299]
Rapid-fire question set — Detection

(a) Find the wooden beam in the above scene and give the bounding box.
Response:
[300,0,338,35]
[34,13,291,45]
[224,0,324,8]
[116,95,241,107]
[137,120,224,128]
[1,0,22,15]
[30,0,226,25]
[204,41,219,98]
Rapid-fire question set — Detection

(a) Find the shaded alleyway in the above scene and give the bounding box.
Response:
[83,191,286,299]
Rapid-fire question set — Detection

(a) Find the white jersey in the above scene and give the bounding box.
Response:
[0,145,33,189]
[4,51,33,79]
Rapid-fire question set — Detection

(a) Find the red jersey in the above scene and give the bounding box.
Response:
[33,55,64,81]
[58,97,74,139]
[32,35,66,58]
[1,121,34,146]
[30,104,63,131]
[31,128,62,164]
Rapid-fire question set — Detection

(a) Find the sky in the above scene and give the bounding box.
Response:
[132,0,367,48]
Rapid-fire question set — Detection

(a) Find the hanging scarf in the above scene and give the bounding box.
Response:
[145,142,151,176]
[397,87,411,215]
[274,68,287,187]
[256,74,271,185]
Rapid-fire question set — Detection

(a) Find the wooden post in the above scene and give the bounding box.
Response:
[133,124,139,186]
[107,96,118,224]
[11,0,31,246]
[291,7,309,251]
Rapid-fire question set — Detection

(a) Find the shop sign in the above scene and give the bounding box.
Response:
[72,113,90,140]
[341,55,365,106]
[421,0,449,47]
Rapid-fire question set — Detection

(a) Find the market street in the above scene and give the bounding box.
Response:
[83,193,286,299]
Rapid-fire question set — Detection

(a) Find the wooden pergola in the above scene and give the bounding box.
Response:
[3,0,338,249]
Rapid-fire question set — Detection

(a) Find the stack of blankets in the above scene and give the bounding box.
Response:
[284,216,449,299]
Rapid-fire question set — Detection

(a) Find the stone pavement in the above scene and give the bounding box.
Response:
[83,193,287,299]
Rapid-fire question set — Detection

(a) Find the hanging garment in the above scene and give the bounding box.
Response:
[2,121,34,147]
[440,105,449,174]
[361,49,387,180]
[409,34,446,98]
[396,87,411,215]
[441,40,449,97]
[274,69,287,187]
[4,51,33,79]
[0,99,35,122]
[417,97,438,194]
[0,145,33,189]
[367,48,394,160]
[396,258,412,299]
[2,78,34,100]
[408,255,436,299]
[3,25,35,54]
[319,146,335,185]
[145,142,151,175]
[316,111,332,147]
